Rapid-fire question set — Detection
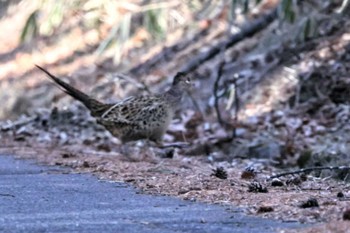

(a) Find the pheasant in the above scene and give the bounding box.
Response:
[35,65,192,145]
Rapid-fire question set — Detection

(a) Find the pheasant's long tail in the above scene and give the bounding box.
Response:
[35,65,105,116]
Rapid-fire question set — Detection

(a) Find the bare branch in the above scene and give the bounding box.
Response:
[129,27,210,76]
[179,8,278,74]
[232,73,240,139]
[112,73,151,93]
[213,61,227,126]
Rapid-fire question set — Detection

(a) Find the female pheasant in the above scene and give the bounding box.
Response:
[35,65,191,145]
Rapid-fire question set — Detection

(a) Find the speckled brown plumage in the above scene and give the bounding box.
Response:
[35,65,191,144]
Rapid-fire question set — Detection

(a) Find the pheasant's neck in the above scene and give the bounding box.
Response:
[164,85,183,107]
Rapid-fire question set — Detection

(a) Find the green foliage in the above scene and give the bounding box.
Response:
[95,2,172,63]
[20,0,81,41]
[18,0,348,62]
[279,0,295,23]
[144,9,167,40]
[19,0,189,63]
[230,0,323,42]
[95,13,132,64]
[39,0,66,35]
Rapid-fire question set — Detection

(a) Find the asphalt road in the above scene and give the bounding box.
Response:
[0,154,305,233]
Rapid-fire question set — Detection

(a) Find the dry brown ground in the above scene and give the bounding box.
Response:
[1,134,350,229]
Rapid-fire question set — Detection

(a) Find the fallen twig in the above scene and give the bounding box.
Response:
[269,166,350,180]
[1,116,37,131]
[159,142,191,149]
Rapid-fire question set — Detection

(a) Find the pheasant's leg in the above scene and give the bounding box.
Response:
[154,140,164,148]
[120,143,130,157]
[120,142,146,161]
[134,140,160,162]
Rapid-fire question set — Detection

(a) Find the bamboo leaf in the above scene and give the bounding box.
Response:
[281,0,292,13]
[113,13,132,64]
[20,10,38,43]
[95,24,119,56]
[279,0,293,20]
[304,17,311,39]
[243,0,249,14]
[285,10,295,23]
[299,17,317,41]
[144,9,166,40]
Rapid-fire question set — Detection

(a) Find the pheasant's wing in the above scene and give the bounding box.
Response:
[132,98,168,123]
[98,96,165,125]
[97,96,171,142]
[99,96,137,123]
[96,97,140,138]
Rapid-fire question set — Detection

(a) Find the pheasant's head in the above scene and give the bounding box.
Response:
[172,72,192,91]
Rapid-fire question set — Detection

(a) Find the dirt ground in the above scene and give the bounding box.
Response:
[1,130,350,228]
